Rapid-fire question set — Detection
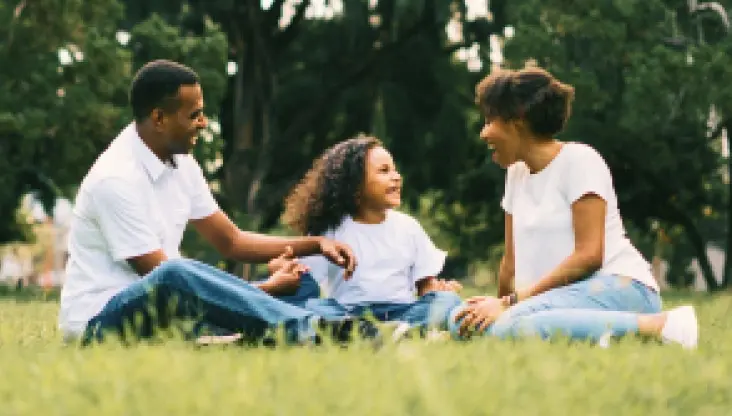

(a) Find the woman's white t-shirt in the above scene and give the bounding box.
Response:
[299,210,447,305]
[501,142,659,292]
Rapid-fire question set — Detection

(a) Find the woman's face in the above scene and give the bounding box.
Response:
[479,117,523,169]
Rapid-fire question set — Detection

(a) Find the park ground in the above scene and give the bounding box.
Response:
[1,287,731,415]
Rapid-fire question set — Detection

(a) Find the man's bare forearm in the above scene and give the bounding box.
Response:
[226,231,322,263]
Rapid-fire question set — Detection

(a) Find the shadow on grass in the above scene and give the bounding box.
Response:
[0,283,60,302]
[659,289,725,303]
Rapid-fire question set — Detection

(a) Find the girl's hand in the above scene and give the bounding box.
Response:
[263,259,308,295]
[430,278,463,293]
[417,277,463,296]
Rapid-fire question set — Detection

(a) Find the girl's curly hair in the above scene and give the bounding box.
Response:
[283,134,383,236]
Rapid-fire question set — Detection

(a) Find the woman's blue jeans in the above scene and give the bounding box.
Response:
[448,273,662,342]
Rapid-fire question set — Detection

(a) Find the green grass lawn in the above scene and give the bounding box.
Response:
[1,289,731,415]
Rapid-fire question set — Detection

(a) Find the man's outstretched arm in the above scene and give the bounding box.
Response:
[191,211,357,278]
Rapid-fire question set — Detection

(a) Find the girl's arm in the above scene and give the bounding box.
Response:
[497,213,515,298]
[514,194,606,302]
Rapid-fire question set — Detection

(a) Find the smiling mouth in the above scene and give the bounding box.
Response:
[487,143,496,150]
[386,186,401,195]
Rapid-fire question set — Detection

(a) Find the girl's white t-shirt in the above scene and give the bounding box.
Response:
[299,210,447,305]
[501,142,659,292]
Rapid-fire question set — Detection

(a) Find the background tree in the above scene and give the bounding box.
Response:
[0,0,130,242]
[4,0,730,290]
[497,0,730,290]
[119,0,506,276]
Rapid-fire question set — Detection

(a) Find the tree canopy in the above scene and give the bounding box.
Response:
[2,0,731,288]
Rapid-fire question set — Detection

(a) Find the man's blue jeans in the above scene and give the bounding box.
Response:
[448,273,662,342]
[82,258,322,345]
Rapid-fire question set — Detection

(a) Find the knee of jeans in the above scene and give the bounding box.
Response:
[299,272,320,291]
[154,258,194,287]
[429,291,463,308]
[490,314,520,339]
[286,273,321,302]
[446,304,469,339]
[492,315,547,340]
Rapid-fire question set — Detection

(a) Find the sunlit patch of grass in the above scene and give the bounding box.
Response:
[1,292,730,414]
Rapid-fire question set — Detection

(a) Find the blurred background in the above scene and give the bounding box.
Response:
[1,0,732,293]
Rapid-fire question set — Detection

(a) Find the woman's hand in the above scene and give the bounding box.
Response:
[454,296,508,336]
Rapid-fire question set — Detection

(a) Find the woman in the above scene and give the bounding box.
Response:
[450,66,698,349]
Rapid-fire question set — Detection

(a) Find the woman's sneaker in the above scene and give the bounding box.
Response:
[661,305,698,350]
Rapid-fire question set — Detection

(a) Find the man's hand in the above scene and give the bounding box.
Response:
[267,246,303,275]
[318,238,357,279]
[454,296,507,336]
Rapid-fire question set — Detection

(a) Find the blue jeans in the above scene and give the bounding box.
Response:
[271,272,322,306]
[296,291,463,331]
[82,258,323,345]
[448,273,662,342]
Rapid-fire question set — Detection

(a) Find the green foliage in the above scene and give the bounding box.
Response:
[498,0,731,288]
[129,12,228,108]
[3,0,731,284]
[114,0,505,274]
[0,0,228,245]
[0,0,131,242]
[504,0,725,224]
[1,293,730,414]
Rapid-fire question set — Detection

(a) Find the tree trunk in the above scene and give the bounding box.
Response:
[678,210,720,291]
[723,121,732,289]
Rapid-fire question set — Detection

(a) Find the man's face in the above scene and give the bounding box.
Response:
[159,83,207,155]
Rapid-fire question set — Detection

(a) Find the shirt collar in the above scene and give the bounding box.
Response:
[124,122,168,182]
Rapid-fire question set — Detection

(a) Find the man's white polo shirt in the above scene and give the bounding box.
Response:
[58,123,219,338]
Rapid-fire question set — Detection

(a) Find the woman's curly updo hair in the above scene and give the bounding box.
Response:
[283,134,383,236]
[476,66,575,137]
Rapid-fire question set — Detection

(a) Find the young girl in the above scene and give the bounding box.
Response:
[279,135,463,336]
[450,66,698,349]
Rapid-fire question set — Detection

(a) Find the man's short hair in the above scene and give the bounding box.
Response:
[130,60,200,121]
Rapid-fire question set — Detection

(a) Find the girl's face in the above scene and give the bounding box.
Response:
[479,117,523,168]
[360,146,402,210]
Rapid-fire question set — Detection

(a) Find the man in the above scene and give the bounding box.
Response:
[58,60,357,345]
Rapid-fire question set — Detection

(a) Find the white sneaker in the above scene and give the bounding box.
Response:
[661,305,698,350]
[391,322,412,343]
[597,331,613,349]
[425,328,451,343]
[195,333,243,346]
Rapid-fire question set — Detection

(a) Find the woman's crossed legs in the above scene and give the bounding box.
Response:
[449,274,698,349]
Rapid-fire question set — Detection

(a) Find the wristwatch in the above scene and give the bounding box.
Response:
[507,292,519,306]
